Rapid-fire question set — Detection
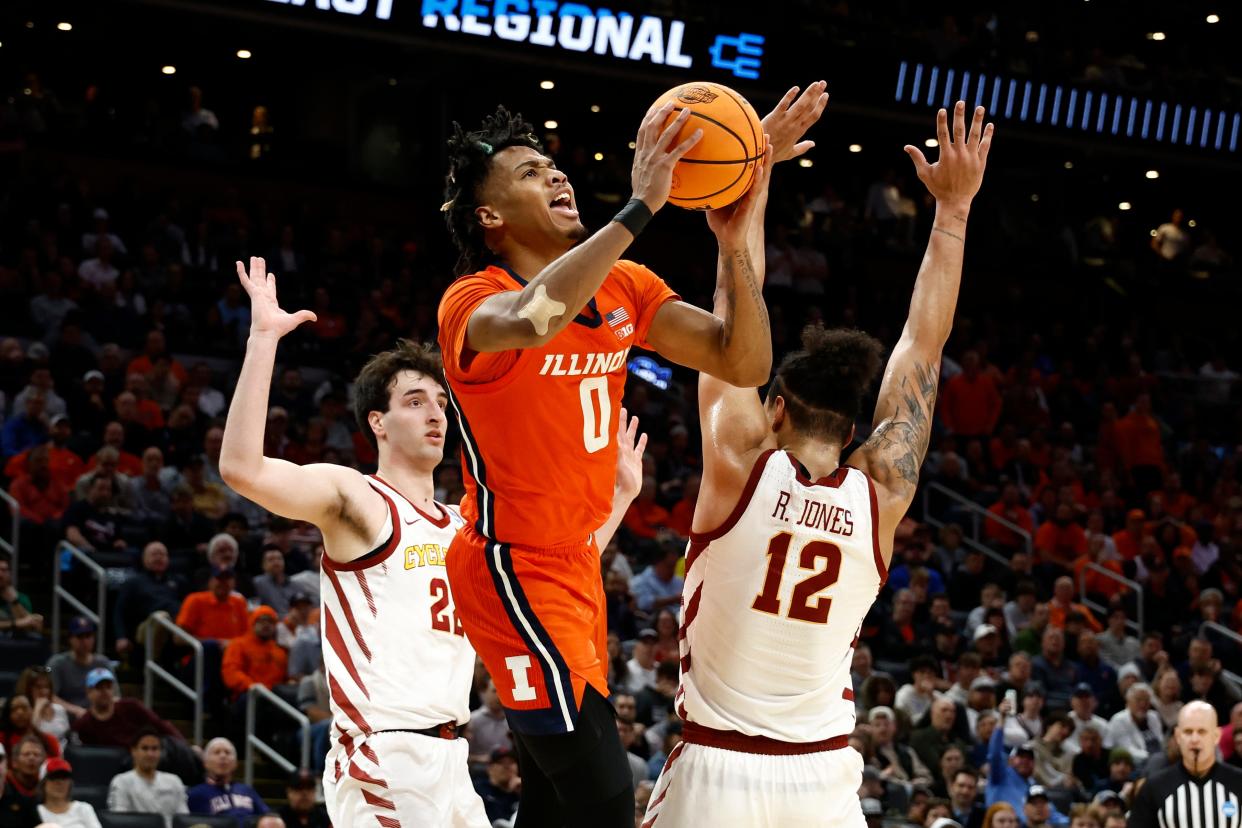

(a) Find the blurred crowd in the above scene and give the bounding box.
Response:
[1,44,1241,825]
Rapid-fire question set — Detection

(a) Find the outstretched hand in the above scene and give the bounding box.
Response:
[235,256,317,341]
[761,80,830,163]
[904,101,994,208]
[614,407,648,503]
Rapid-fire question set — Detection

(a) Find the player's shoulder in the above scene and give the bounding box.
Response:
[438,266,513,305]
[612,259,661,284]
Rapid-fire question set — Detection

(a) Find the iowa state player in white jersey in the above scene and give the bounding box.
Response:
[642,102,995,828]
[220,258,645,828]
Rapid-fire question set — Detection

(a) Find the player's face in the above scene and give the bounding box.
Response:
[380,371,448,468]
[481,146,585,251]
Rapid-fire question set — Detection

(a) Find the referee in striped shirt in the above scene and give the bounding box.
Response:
[1129,701,1242,828]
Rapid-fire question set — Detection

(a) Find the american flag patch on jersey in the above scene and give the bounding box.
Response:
[605,306,631,328]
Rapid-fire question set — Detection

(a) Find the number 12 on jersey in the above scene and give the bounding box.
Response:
[751,533,843,624]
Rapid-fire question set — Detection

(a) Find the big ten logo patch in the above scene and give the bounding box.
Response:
[405,544,447,569]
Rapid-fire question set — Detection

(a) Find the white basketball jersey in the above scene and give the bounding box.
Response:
[677,449,887,743]
[320,475,475,745]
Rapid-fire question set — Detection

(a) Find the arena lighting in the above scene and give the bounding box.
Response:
[544,119,558,128]
[540,80,555,90]
[1118,201,1132,210]
[1147,32,1166,41]
[590,104,601,112]
[1030,194,1040,202]
[161,65,177,75]
[236,49,252,59]
[1145,169,1159,179]
[924,138,938,148]
[1064,161,1074,169]
[56,22,72,31]
[1024,31,1039,43]
[895,60,1242,153]
[593,152,603,160]
[388,78,397,86]
[1150,229,1158,237]
[628,141,636,149]
[1188,219,1198,227]
[799,158,813,168]
[848,144,863,153]
[1207,14,1220,23]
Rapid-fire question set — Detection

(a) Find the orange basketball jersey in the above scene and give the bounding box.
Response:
[437,260,678,547]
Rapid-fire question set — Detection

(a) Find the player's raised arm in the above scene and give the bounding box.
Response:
[852,102,994,541]
[593,408,648,553]
[219,257,372,527]
[460,105,702,353]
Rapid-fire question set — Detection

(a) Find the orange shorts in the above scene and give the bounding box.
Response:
[446,525,608,735]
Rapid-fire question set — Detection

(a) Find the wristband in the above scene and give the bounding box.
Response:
[612,198,653,238]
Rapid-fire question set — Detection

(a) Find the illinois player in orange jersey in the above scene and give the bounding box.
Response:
[436,86,828,826]
[641,102,995,828]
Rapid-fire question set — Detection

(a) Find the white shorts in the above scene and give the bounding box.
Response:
[641,741,866,828]
[325,730,488,828]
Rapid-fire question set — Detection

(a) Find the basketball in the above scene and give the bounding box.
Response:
[649,81,765,211]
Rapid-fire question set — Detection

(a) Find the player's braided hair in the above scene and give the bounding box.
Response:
[353,339,445,452]
[768,324,885,445]
[442,106,543,276]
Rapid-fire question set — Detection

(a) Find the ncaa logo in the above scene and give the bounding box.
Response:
[677,85,718,104]
[1224,801,1238,818]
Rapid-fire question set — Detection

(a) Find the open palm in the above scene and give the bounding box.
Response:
[614,407,648,502]
[235,256,316,340]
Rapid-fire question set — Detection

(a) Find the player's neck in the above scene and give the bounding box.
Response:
[374,463,436,511]
[497,240,572,281]
[780,437,842,481]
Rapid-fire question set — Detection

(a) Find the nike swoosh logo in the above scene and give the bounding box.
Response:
[404,516,422,525]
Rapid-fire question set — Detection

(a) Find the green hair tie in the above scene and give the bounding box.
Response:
[475,140,494,155]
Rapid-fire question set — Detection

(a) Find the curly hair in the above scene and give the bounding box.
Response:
[766,324,885,445]
[442,106,543,276]
[353,340,446,451]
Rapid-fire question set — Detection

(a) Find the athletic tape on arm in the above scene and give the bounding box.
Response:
[516,284,566,336]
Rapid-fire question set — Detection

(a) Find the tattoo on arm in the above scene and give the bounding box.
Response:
[718,253,737,347]
[718,249,769,349]
[864,359,941,494]
[932,226,965,243]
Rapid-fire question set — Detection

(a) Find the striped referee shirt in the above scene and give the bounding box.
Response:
[1128,762,1242,828]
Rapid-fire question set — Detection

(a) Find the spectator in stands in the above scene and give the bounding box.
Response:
[14,668,68,748]
[63,473,131,559]
[114,541,186,658]
[2,389,48,460]
[4,735,45,814]
[0,555,41,639]
[1004,684,1046,748]
[1071,724,1109,794]
[191,534,253,595]
[949,767,985,828]
[467,679,510,768]
[1099,749,1136,798]
[280,593,318,677]
[0,741,39,827]
[252,545,297,615]
[946,653,983,706]
[36,756,100,828]
[625,628,659,693]
[162,483,217,558]
[1105,682,1163,765]
[221,605,292,709]
[1151,670,1184,730]
[987,698,1038,809]
[1032,627,1080,710]
[1095,609,1140,669]
[932,744,968,799]
[630,544,684,616]
[1032,712,1075,788]
[1047,577,1101,633]
[645,721,682,782]
[475,746,520,824]
[941,351,1002,439]
[107,727,188,826]
[972,624,1006,672]
[634,661,678,728]
[0,696,59,759]
[1021,785,1064,828]
[1003,582,1038,639]
[1129,631,1168,682]
[985,485,1036,554]
[604,569,640,642]
[72,668,183,749]
[1186,664,1241,722]
[186,737,268,820]
[8,443,71,528]
[911,698,964,777]
[870,705,934,788]
[1064,685,1109,753]
[129,447,179,526]
[176,566,248,644]
[46,617,110,714]
[278,770,328,828]
[1034,506,1088,576]
[622,476,670,544]
[287,543,320,602]
[982,801,1020,828]
[897,656,942,724]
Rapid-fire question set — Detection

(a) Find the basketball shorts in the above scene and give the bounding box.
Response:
[447,525,608,735]
[325,730,488,828]
[641,723,866,828]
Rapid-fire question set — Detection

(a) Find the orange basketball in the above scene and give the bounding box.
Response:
[649,81,764,211]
